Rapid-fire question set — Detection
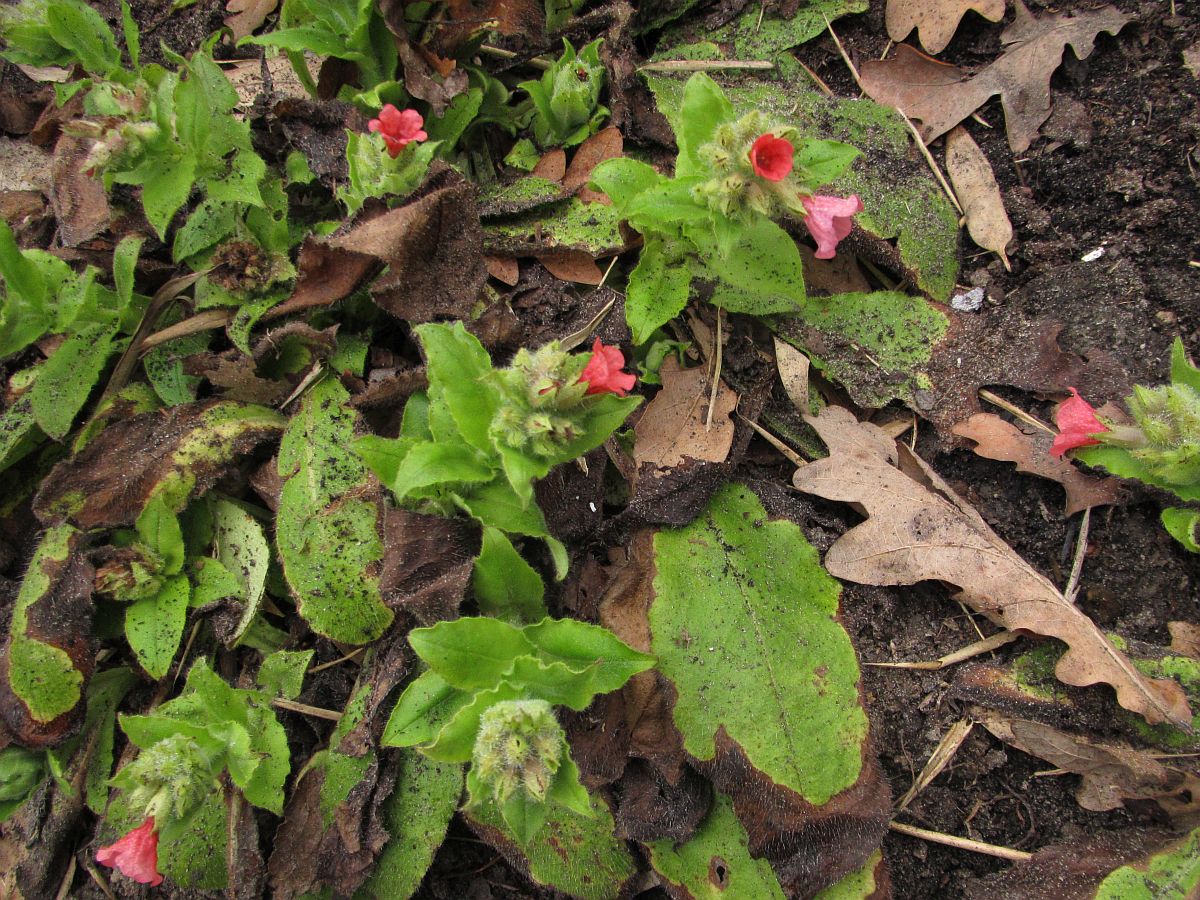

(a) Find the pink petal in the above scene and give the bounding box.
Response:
[801,194,864,259]
[97,817,163,887]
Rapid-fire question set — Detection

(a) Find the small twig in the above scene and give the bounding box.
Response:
[272,698,342,722]
[889,821,1033,861]
[279,362,326,410]
[957,599,987,642]
[739,414,807,468]
[140,308,235,353]
[867,631,1018,670]
[823,15,863,89]
[478,44,552,70]
[53,849,77,900]
[309,647,366,674]
[896,718,973,811]
[104,270,207,394]
[1063,507,1091,604]
[979,389,1055,434]
[706,308,723,430]
[794,59,834,97]
[637,59,775,73]
[561,259,619,351]
[896,108,964,216]
[82,861,117,900]
[172,620,203,687]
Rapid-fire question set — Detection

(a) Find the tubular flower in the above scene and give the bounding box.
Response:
[367,105,428,158]
[1051,387,1109,457]
[748,133,794,182]
[96,817,163,887]
[579,337,636,396]
[801,194,864,259]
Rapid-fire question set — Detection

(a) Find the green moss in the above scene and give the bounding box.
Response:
[479,177,567,218]
[1127,655,1200,751]
[484,198,624,255]
[1010,642,1065,700]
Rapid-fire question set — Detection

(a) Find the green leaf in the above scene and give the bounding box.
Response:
[119,0,139,70]
[797,138,861,189]
[776,290,949,409]
[466,791,636,899]
[588,157,663,212]
[652,483,868,805]
[189,556,242,607]
[504,656,607,710]
[1094,827,1200,899]
[524,617,655,687]
[387,440,498,502]
[210,496,271,643]
[409,618,536,691]
[1171,337,1200,394]
[136,493,185,575]
[172,199,237,262]
[103,786,227,889]
[1162,508,1200,553]
[424,682,525,763]
[458,479,553,536]
[139,153,197,239]
[382,670,470,748]
[0,747,46,822]
[649,793,786,898]
[355,750,463,900]
[676,73,734,178]
[501,788,547,845]
[690,217,806,314]
[0,369,44,475]
[813,850,883,899]
[415,322,501,455]
[1075,445,1200,503]
[125,574,190,680]
[30,321,119,439]
[256,649,314,700]
[473,527,547,622]
[46,0,121,78]
[625,237,693,345]
[277,376,393,643]
[6,526,87,724]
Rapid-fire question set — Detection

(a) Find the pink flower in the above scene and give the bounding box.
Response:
[748,133,794,182]
[801,194,863,259]
[1050,387,1109,457]
[367,105,428,158]
[96,817,163,887]
[579,338,635,397]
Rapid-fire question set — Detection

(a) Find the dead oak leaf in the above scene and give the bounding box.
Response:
[633,357,737,474]
[945,126,1013,268]
[886,0,1005,54]
[792,406,1192,730]
[951,412,1121,516]
[862,1,1132,152]
[980,714,1200,819]
[225,0,278,42]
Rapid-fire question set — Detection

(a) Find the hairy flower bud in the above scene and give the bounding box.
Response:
[1126,383,1200,487]
[471,700,566,805]
[115,734,218,825]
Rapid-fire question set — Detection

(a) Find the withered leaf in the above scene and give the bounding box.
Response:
[50,131,108,247]
[397,41,467,117]
[562,126,624,193]
[862,2,1132,152]
[885,0,1005,54]
[531,148,567,182]
[379,509,480,627]
[330,174,486,325]
[1168,621,1200,660]
[792,406,1193,730]
[945,126,1012,268]
[979,714,1200,820]
[225,0,278,42]
[536,248,605,285]
[633,357,737,474]
[951,412,1121,516]
[33,400,286,528]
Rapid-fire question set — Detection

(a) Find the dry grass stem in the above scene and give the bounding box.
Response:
[978,388,1055,434]
[896,718,974,810]
[889,821,1034,861]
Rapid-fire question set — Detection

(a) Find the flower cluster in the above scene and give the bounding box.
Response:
[693,110,862,259]
[472,699,567,805]
[368,105,427,157]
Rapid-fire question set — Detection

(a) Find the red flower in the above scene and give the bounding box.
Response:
[368,105,428,158]
[748,133,794,182]
[579,338,635,397]
[800,194,864,259]
[1050,387,1108,457]
[96,816,163,887]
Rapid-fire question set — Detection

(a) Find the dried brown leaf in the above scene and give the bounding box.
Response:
[862,2,1132,152]
[633,357,737,473]
[225,0,278,42]
[483,254,520,286]
[397,42,467,117]
[885,0,1005,53]
[1169,621,1200,660]
[531,148,567,182]
[980,714,1200,819]
[951,412,1122,516]
[774,337,811,413]
[563,127,624,191]
[945,126,1013,267]
[536,248,604,284]
[792,406,1193,730]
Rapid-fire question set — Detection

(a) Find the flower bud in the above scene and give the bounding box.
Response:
[115,734,218,826]
[471,700,566,805]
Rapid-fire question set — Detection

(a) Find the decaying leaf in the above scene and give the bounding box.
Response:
[945,126,1013,268]
[1169,621,1200,660]
[979,713,1200,819]
[50,131,108,247]
[633,357,737,473]
[951,412,1122,516]
[791,406,1193,730]
[774,337,810,413]
[563,127,623,195]
[33,400,286,528]
[536,248,605,284]
[862,2,1132,152]
[225,0,278,42]
[885,0,1005,54]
